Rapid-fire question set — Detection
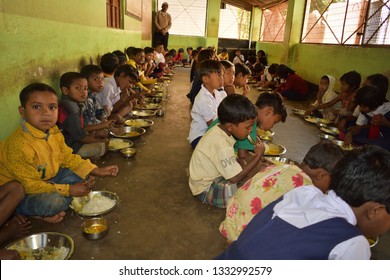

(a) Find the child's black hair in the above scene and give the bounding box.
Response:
[186,46,193,51]
[112,50,127,64]
[321,75,330,83]
[60,72,86,89]
[198,59,222,79]
[340,70,361,91]
[221,48,227,53]
[355,85,385,110]
[178,48,184,53]
[80,64,103,79]
[330,145,390,213]
[100,52,119,74]
[218,94,258,125]
[253,63,265,75]
[197,49,214,64]
[114,64,139,82]
[268,63,279,75]
[220,60,234,70]
[125,46,135,59]
[234,63,251,77]
[255,92,287,122]
[144,47,154,55]
[276,64,295,79]
[20,83,57,107]
[247,56,257,65]
[257,50,266,57]
[303,141,345,173]
[366,73,389,96]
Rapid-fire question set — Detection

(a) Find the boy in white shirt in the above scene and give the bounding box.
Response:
[345,85,390,150]
[189,94,265,208]
[188,59,226,148]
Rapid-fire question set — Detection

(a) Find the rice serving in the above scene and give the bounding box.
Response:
[7,245,69,260]
[79,195,116,215]
[108,139,130,150]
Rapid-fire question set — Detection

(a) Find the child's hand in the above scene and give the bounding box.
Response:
[243,84,250,96]
[91,165,119,177]
[254,140,265,157]
[69,181,92,197]
[105,119,116,129]
[344,132,353,145]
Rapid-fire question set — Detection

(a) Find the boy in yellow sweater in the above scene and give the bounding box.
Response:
[0,83,119,223]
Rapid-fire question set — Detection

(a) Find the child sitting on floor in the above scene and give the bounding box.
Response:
[209,92,287,162]
[344,85,390,150]
[276,64,308,101]
[336,70,361,131]
[220,142,344,243]
[305,75,341,121]
[187,59,227,148]
[80,64,115,139]
[0,83,118,223]
[216,145,390,259]
[224,63,251,96]
[57,72,107,158]
[189,94,265,208]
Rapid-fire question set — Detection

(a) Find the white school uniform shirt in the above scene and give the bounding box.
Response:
[188,85,227,143]
[273,186,371,260]
[96,76,120,112]
[356,102,390,126]
[154,51,166,65]
[233,54,244,65]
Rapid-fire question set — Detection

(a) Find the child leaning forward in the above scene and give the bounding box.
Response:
[189,94,265,208]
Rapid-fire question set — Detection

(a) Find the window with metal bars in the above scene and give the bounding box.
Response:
[301,0,390,45]
[158,0,207,37]
[260,1,288,42]
[107,0,121,29]
[219,4,252,39]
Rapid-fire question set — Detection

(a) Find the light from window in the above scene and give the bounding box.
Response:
[219,4,251,39]
[158,0,207,37]
[301,0,390,45]
[260,1,288,42]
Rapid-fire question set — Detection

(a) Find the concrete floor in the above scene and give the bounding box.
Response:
[15,67,390,260]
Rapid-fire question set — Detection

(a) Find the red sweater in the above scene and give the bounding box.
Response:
[281,73,307,95]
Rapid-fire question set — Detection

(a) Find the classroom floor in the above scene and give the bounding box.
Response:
[13,67,390,260]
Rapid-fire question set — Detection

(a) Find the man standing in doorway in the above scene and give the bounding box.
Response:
[154,2,172,50]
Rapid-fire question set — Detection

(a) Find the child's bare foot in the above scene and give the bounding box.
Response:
[32,211,66,223]
[0,215,31,244]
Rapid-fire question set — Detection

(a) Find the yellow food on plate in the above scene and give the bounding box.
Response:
[121,131,140,137]
[108,139,130,150]
[125,120,149,127]
[257,129,273,136]
[84,224,107,234]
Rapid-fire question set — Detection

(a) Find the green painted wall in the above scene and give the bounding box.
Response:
[256,0,390,96]
[0,0,150,140]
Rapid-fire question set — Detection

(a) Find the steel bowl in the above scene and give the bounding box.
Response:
[319,133,336,141]
[144,96,162,104]
[71,191,119,217]
[264,143,287,156]
[107,139,133,152]
[110,126,146,140]
[320,126,340,135]
[81,217,109,241]
[259,135,273,143]
[5,232,74,260]
[124,119,154,128]
[332,140,354,151]
[132,110,157,118]
[265,156,299,166]
[120,147,137,158]
[367,236,379,248]
[304,116,332,125]
[136,103,161,110]
[291,108,306,116]
[256,128,275,137]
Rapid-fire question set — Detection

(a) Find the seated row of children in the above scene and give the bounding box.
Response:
[188,93,390,259]
[304,72,389,151]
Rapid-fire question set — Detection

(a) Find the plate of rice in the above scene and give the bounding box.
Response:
[108,139,133,151]
[71,191,119,217]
